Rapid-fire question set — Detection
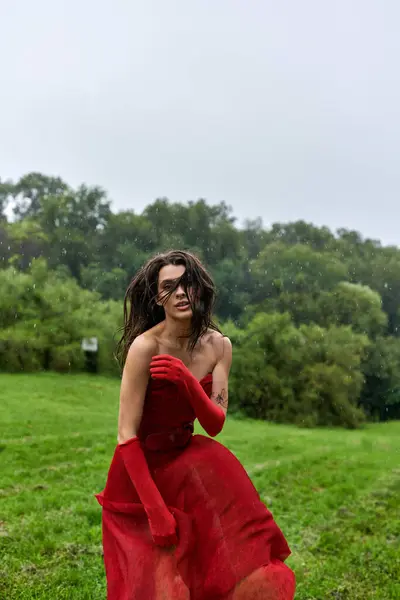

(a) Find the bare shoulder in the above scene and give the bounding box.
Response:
[125,332,158,370]
[207,330,232,362]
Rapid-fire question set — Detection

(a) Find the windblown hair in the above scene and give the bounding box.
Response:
[116,250,221,366]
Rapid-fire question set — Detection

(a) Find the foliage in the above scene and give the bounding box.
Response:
[360,335,400,421]
[317,281,387,337]
[0,259,121,375]
[1,172,400,424]
[229,313,368,428]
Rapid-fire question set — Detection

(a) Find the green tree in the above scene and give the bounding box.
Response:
[241,217,269,260]
[297,324,369,427]
[11,172,69,220]
[252,242,348,303]
[350,249,400,335]
[267,220,336,251]
[0,177,13,221]
[5,220,49,270]
[212,259,251,322]
[317,282,387,338]
[228,312,368,428]
[249,243,348,326]
[360,336,400,421]
[81,264,128,300]
[228,312,303,420]
[37,185,111,279]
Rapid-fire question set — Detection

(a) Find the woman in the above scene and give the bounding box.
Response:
[95,250,295,600]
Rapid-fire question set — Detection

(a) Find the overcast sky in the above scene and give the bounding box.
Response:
[1,1,399,244]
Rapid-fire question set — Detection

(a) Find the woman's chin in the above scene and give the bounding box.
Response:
[172,308,193,320]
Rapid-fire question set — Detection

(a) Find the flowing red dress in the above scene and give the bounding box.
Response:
[95,374,295,599]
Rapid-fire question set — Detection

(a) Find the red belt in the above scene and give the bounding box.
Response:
[141,422,194,452]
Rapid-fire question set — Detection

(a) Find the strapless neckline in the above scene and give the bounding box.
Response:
[199,372,213,384]
[148,372,213,386]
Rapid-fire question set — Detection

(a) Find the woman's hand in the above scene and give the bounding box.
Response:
[146,507,178,548]
[150,355,194,387]
[150,339,231,438]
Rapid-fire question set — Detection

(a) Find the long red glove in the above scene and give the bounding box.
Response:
[150,355,226,437]
[118,436,178,547]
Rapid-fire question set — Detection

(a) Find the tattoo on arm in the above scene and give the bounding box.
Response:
[212,388,228,409]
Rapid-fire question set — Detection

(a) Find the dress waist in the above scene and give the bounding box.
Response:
[139,421,194,452]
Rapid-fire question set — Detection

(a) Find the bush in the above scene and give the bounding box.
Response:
[0,334,45,372]
[228,312,369,428]
[0,261,121,376]
[49,343,85,373]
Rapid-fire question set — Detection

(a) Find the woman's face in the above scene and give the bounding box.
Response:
[157,264,193,320]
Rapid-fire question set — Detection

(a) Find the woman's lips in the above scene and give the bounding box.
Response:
[175,302,190,311]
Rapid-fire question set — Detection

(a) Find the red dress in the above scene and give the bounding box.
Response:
[95,374,295,599]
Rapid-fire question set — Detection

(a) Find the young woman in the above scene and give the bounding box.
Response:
[95,250,295,600]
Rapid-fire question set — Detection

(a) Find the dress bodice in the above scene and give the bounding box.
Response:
[137,374,213,441]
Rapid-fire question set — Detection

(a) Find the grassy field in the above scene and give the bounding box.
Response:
[0,373,399,599]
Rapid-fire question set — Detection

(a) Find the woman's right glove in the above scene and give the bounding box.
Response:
[118,436,178,547]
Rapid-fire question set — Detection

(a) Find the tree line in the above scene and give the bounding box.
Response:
[1,172,400,427]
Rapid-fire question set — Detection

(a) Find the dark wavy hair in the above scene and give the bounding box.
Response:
[116,250,221,366]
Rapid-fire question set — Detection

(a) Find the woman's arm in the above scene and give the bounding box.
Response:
[117,335,154,443]
[115,335,178,547]
[210,336,232,416]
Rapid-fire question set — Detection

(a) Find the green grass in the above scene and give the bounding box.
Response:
[1,373,399,599]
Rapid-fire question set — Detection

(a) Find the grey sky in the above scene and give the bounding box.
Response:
[1,0,399,244]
